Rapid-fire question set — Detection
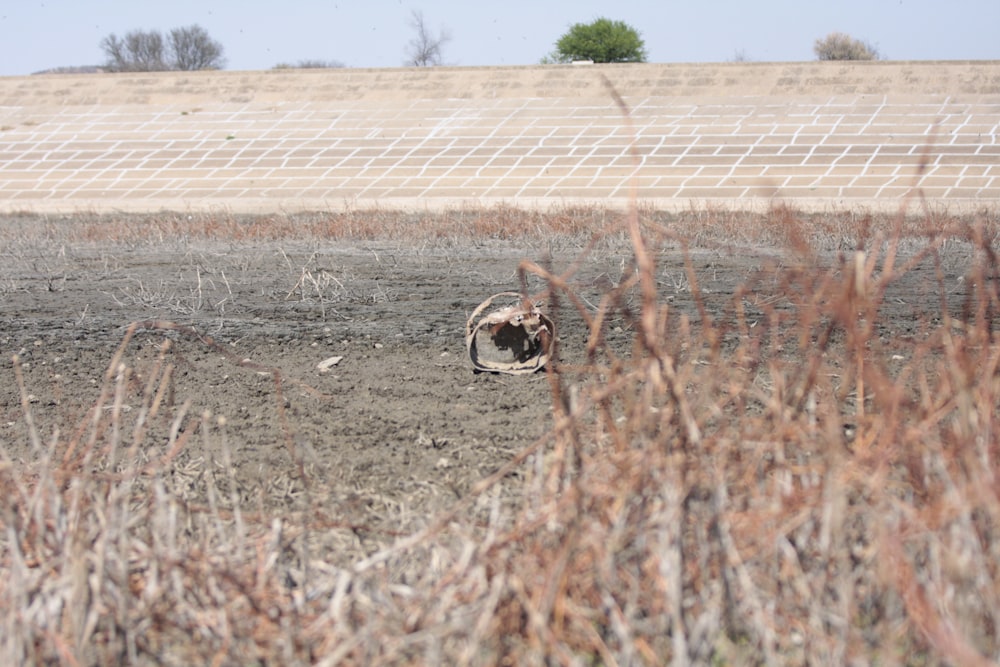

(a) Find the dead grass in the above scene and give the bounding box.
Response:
[7,203,993,252]
[3,198,1000,665]
[1,205,619,247]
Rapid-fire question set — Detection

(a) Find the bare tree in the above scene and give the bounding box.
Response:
[730,48,753,63]
[101,25,225,72]
[168,25,226,71]
[404,10,451,67]
[814,32,882,61]
[101,30,167,72]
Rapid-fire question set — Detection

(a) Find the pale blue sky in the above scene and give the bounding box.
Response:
[1,0,996,75]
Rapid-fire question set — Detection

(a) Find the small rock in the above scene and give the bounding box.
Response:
[317,355,344,371]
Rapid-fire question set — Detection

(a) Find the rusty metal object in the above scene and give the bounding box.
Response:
[465,292,554,375]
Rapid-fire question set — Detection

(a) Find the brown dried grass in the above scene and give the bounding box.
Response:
[7,203,978,251]
[3,199,1000,665]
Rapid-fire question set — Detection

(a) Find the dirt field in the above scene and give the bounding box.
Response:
[0,210,973,523]
[5,208,1000,664]
[0,214,622,524]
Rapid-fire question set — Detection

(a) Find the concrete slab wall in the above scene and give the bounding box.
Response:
[1,61,998,214]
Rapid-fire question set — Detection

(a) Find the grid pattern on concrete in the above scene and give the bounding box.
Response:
[1,63,999,213]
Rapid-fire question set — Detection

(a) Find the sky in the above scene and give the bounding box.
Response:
[1,0,997,76]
